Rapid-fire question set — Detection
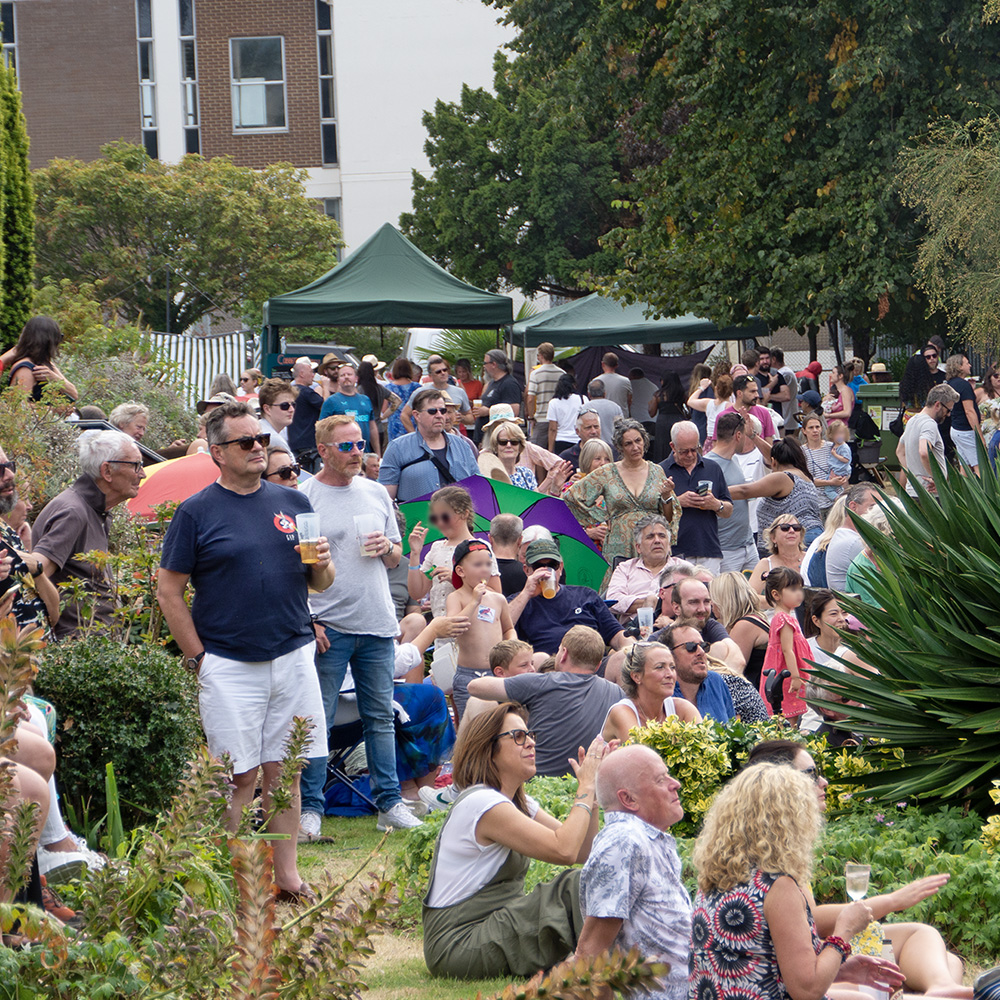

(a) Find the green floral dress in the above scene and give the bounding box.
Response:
[565,462,680,589]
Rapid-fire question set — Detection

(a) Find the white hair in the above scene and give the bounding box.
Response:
[521,525,554,546]
[78,429,137,478]
[670,420,700,445]
[109,401,150,428]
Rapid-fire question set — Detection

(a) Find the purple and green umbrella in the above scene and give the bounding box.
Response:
[399,475,609,591]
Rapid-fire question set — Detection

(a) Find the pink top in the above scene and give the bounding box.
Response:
[761,610,812,718]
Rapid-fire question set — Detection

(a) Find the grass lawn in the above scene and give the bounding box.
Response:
[295,812,510,1000]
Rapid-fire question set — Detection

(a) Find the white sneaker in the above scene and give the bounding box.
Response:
[68,833,107,870]
[298,810,323,843]
[37,846,87,884]
[376,802,424,832]
[418,784,458,811]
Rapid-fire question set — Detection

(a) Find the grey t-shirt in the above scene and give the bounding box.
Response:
[502,672,621,777]
[596,372,633,412]
[588,398,625,446]
[902,411,946,496]
[825,527,864,592]
[703,452,753,552]
[301,475,401,636]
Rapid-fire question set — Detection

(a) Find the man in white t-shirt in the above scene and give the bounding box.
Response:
[595,352,632,412]
[298,413,423,836]
[896,383,959,498]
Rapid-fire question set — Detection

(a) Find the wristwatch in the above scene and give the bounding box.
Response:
[717,500,725,512]
[186,651,205,673]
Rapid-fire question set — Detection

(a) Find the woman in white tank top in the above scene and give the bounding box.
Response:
[601,642,701,742]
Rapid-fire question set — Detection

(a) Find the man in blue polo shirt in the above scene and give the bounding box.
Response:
[662,620,735,722]
[660,420,732,575]
[509,539,627,654]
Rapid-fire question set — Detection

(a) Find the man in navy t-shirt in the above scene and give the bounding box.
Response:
[509,539,627,655]
[157,400,335,902]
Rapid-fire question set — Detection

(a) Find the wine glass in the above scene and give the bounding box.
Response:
[845,862,871,901]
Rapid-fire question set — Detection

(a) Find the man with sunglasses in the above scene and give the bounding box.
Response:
[158,401,335,901]
[298,414,423,834]
[379,388,479,502]
[399,355,472,430]
[661,619,735,722]
[34,429,145,639]
[895,383,959,498]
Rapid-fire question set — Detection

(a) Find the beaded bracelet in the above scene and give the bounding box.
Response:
[822,936,852,961]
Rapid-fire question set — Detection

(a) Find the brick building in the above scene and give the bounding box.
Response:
[6,0,509,252]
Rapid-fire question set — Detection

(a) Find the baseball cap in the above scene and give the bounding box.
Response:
[732,374,753,391]
[452,539,491,589]
[525,539,562,566]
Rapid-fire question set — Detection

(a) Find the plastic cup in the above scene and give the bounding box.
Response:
[296,512,321,564]
[354,513,382,557]
[637,606,654,639]
[541,569,557,599]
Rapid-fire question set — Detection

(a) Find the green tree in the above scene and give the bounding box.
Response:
[33,142,342,332]
[898,113,1000,354]
[590,0,1000,343]
[0,62,34,349]
[400,53,624,297]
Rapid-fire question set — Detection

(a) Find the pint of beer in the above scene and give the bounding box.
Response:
[296,512,321,564]
[541,570,557,599]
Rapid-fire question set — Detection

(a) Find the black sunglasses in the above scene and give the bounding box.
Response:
[798,765,822,784]
[776,523,803,533]
[217,433,270,450]
[272,401,295,410]
[0,460,16,475]
[265,463,301,481]
[495,438,520,447]
[419,407,447,416]
[670,640,710,654]
[496,729,537,746]
[924,352,938,360]
[531,560,561,570]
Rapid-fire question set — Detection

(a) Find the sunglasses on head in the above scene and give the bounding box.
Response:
[776,523,804,533]
[670,640,710,654]
[496,728,537,746]
[217,433,270,450]
[265,463,301,481]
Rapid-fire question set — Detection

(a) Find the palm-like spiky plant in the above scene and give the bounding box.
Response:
[816,443,1000,810]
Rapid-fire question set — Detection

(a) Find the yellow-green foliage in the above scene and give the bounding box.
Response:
[981,780,1000,855]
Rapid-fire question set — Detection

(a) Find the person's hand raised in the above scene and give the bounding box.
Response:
[408,521,428,554]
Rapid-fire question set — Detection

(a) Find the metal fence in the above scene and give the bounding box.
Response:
[144,330,251,408]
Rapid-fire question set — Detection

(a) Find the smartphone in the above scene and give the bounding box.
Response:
[697,480,710,496]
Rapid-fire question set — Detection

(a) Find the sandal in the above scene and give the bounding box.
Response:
[273,882,317,906]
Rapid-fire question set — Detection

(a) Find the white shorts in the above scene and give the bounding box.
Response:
[951,428,979,466]
[721,542,758,574]
[198,642,327,775]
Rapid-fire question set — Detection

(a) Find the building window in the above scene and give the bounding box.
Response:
[323,197,343,259]
[136,0,158,158]
[230,36,286,131]
[1,3,16,71]
[179,0,200,154]
[316,1,337,165]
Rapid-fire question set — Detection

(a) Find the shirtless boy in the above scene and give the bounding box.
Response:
[446,539,515,720]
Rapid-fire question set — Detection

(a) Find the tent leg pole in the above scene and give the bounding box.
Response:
[380,325,384,346]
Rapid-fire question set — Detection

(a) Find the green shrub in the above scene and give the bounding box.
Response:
[34,637,201,828]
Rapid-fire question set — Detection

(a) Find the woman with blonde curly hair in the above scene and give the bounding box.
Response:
[690,764,901,1000]
[747,512,807,602]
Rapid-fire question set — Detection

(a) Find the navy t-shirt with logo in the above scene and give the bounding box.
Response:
[160,481,316,661]
[515,584,622,653]
[320,391,375,447]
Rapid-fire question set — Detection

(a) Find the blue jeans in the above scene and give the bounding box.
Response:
[300,629,401,816]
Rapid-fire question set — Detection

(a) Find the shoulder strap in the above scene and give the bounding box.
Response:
[397,448,456,485]
[737,615,770,634]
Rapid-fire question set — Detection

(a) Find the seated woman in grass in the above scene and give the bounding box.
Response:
[745,740,976,1000]
[422,702,608,980]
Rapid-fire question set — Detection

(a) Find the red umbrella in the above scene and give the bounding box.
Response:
[126,451,219,520]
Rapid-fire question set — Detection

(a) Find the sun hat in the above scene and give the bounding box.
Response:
[196,392,236,416]
[483,403,525,427]
[294,355,318,369]
[870,363,887,373]
[362,354,387,372]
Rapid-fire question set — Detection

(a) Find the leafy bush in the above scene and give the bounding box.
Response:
[34,637,201,827]
[818,452,1000,809]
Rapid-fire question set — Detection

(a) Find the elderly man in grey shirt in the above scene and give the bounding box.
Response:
[34,429,145,638]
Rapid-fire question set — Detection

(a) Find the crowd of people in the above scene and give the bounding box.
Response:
[1,322,995,998]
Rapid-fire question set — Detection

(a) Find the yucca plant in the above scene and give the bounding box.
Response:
[815,440,1000,809]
